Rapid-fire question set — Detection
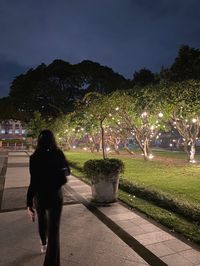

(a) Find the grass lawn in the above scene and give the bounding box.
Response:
[65,150,200,244]
[66,150,200,205]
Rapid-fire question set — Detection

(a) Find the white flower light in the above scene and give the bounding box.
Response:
[115,107,119,111]
[192,118,197,123]
[158,112,163,118]
[106,147,110,152]
[72,145,76,149]
[141,112,147,117]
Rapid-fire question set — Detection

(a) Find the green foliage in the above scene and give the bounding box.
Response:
[26,111,47,138]
[119,179,200,223]
[168,45,200,82]
[84,158,124,178]
[132,68,158,86]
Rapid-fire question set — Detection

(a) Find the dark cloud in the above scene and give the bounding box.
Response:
[0,0,200,97]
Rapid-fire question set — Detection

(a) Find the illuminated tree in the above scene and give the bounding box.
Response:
[80,92,115,159]
[163,80,200,162]
[108,90,166,160]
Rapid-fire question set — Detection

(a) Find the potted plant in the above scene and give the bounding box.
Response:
[84,158,124,203]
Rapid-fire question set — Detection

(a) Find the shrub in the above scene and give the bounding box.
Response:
[120,179,200,224]
[84,158,124,179]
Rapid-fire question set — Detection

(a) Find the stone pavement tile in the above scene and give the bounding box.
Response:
[72,186,91,193]
[8,157,29,164]
[135,231,174,245]
[146,242,175,257]
[4,167,29,188]
[163,238,192,252]
[60,204,148,266]
[1,187,27,210]
[179,249,200,264]
[129,217,150,226]
[0,248,43,266]
[107,211,140,221]
[124,259,148,266]
[138,223,161,233]
[98,204,133,215]
[8,152,27,156]
[161,253,193,266]
[115,220,145,236]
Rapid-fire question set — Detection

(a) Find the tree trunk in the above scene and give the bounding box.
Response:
[143,139,150,160]
[100,120,106,159]
[189,141,196,162]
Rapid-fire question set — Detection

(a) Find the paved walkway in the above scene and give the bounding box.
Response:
[0,151,200,266]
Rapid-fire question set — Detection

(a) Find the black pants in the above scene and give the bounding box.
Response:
[35,190,63,266]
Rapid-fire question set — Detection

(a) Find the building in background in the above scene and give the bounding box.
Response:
[0,120,27,149]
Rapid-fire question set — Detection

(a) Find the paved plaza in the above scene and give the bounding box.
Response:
[0,151,200,266]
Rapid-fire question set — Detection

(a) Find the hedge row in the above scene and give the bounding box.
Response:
[119,178,200,224]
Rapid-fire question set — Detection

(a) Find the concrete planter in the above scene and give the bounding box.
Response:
[91,173,120,203]
[84,158,124,204]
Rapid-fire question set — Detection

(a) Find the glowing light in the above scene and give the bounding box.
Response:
[83,147,87,151]
[72,146,76,149]
[148,154,154,159]
[106,147,110,152]
[141,112,147,118]
[115,107,119,111]
[158,112,163,118]
[65,129,68,132]
[72,128,75,131]
[190,159,196,164]
[192,118,197,123]
[169,143,173,147]
[109,113,112,117]
[150,126,154,130]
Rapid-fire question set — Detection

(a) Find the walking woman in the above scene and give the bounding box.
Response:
[26,130,70,266]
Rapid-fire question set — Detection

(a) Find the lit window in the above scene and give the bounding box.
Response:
[22,129,26,134]
[15,130,19,134]
[1,129,5,134]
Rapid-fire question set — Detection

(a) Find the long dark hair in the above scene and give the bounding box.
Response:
[36,130,58,152]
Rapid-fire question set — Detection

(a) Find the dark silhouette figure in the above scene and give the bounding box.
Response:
[26,130,70,266]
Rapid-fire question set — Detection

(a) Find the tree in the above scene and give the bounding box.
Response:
[163,80,200,162]
[132,68,158,87]
[9,60,129,121]
[76,60,129,94]
[108,89,166,160]
[26,111,47,139]
[80,92,115,159]
[162,45,200,82]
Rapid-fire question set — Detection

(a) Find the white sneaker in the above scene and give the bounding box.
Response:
[41,244,47,253]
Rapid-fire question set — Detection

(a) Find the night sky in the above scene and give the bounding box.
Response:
[0,0,200,97]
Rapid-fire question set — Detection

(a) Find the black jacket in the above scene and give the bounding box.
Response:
[26,148,70,208]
